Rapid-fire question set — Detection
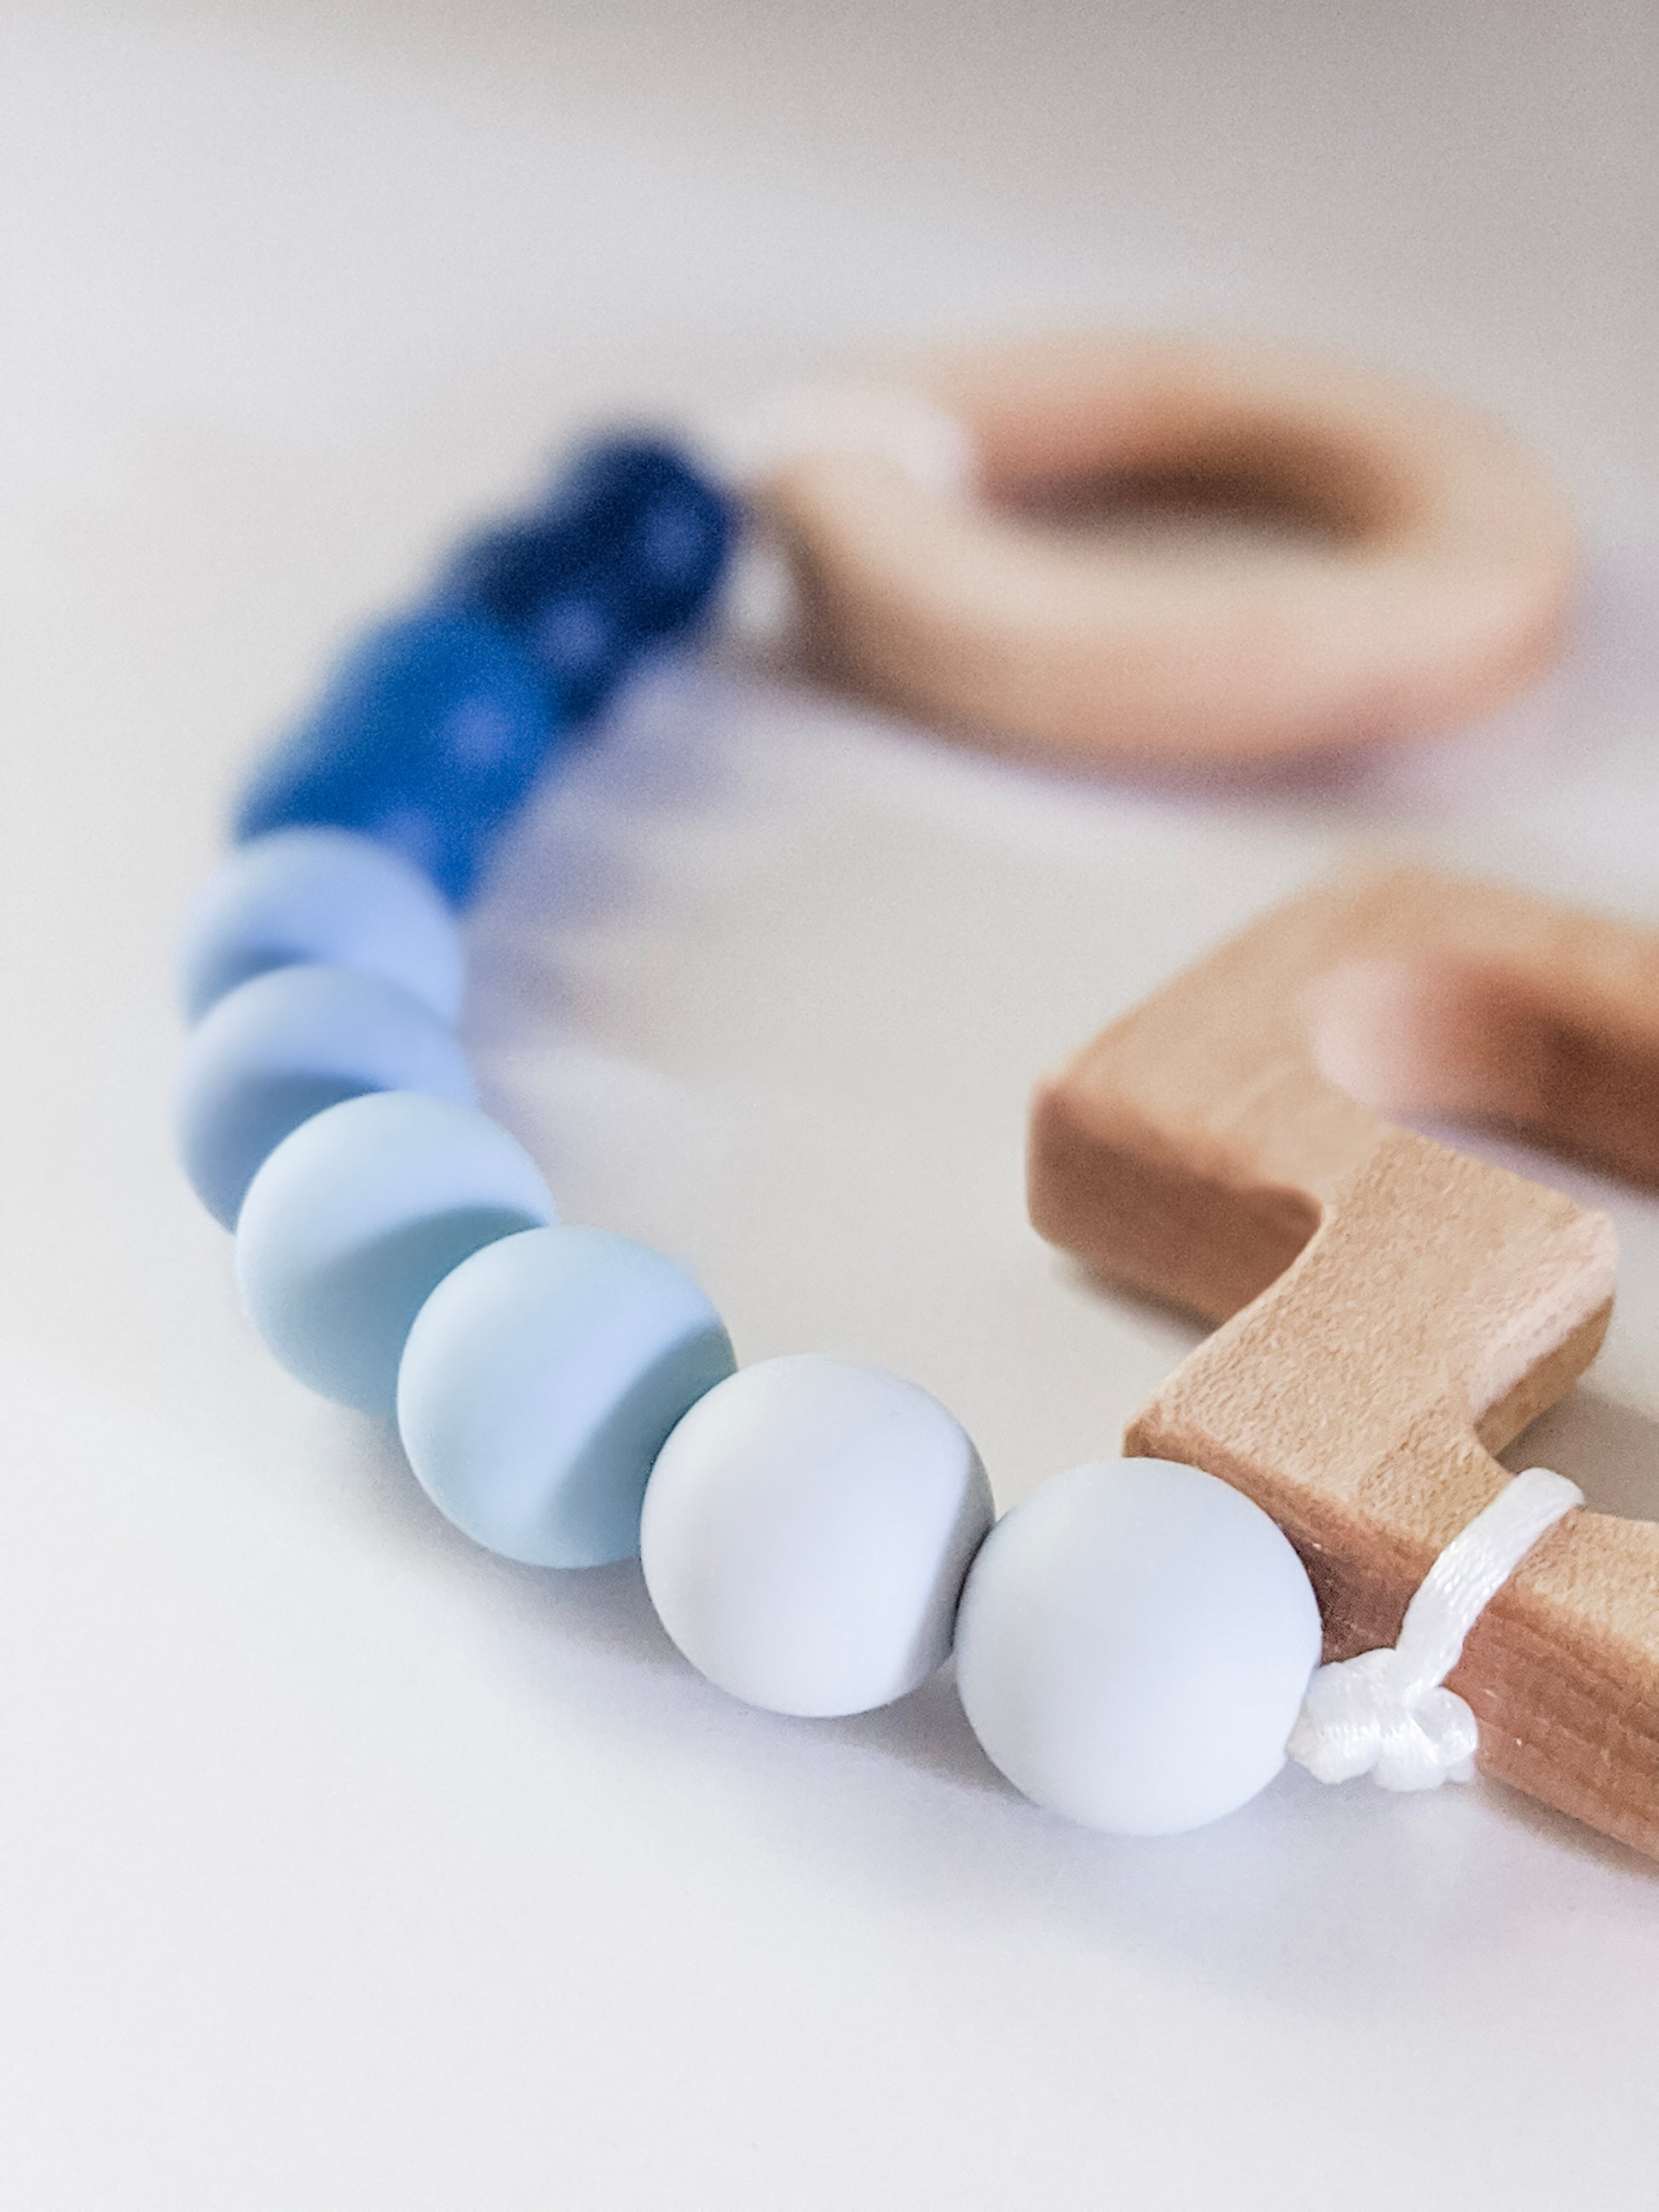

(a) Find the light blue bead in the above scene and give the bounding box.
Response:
[236,1091,556,1416]
[398,1225,736,1568]
[178,827,465,1025]
[175,964,477,1228]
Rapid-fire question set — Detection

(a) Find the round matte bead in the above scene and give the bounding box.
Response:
[954,1458,1321,1836]
[639,1354,994,1718]
[521,583,635,720]
[175,963,477,1229]
[234,606,560,905]
[433,437,734,724]
[441,436,734,653]
[555,437,734,637]
[236,1091,555,1416]
[177,826,465,1026]
[397,1225,737,1568]
[437,521,639,721]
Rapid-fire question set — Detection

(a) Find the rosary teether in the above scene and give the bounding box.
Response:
[172,397,1647,1856]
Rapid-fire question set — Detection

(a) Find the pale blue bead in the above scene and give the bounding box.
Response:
[398,1225,736,1568]
[236,1091,556,1416]
[177,826,465,1025]
[954,1459,1321,1836]
[175,964,477,1228]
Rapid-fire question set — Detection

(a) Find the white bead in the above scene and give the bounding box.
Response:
[640,1353,993,1718]
[955,1458,1321,1836]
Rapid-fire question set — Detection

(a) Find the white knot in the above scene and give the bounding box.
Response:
[1287,1466,1582,1795]
[1288,1646,1479,1790]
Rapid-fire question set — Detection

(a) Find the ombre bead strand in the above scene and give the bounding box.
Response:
[179,428,1329,1843]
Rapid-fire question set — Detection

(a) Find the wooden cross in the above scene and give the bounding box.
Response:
[1030,866,1659,1857]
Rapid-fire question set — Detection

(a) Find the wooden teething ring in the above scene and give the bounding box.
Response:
[759,332,1579,766]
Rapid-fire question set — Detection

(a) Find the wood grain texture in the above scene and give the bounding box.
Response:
[1030,865,1659,1857]
[760,332,1578,766]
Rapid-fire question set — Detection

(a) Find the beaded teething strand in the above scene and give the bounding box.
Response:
[174,425,1581,1841]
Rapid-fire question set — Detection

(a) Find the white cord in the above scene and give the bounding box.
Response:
[699,380,978,499]
[1286,1465,1582,1793]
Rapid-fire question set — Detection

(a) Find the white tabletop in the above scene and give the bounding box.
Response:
[4,4,1658,2206]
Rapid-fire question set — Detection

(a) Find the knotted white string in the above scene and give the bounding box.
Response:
[1286,1466,1582,1793]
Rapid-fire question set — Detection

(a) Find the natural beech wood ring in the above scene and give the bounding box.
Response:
[758,334,1579,766]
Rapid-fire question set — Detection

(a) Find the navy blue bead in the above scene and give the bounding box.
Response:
[234,607,559,905]
[437,514,593,636]
[548,436,734,638]
[436,520,638,722]
[434,436,734,721]
[523,580,635,719]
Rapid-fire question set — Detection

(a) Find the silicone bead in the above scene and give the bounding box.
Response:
[954,1459,1321,1836]
[398,1225,737,1568]
[639,1354,994,1718]
[438,524,633,721]
[177,826,465,1025]
[436,436,734,718]
[522,583,634,721]
[234,606,560,904]
[555,436,734,637]
[236,1091,555,1416]
[176,963,477,1229]
[443,436,733,637]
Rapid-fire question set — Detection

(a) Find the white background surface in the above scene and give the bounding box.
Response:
[3,4,1659,2205]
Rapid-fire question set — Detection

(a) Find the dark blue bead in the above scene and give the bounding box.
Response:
[436,514,592,636]
[546,436,735,638]
[434,436,735,720]
[234,608,560,905]
[435,519,638,722]
[524,582,634,720]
